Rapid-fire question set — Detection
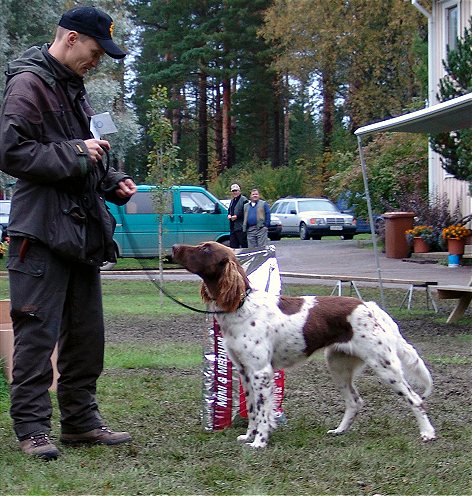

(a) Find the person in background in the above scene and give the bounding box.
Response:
[243,189,271,248]
[227,184,248,248]
[0,6,137,460]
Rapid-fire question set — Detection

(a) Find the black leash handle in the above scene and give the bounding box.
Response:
[98,147,110,190]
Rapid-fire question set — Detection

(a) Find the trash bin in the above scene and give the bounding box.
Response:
[382,211,415,259]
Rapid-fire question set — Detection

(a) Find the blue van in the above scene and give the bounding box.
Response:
[104,185,230,267]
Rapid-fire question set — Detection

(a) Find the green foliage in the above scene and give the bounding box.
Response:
[146,86,181,187]
[209,160,312,204]
[430,18,472,188]
[327,133,429,218]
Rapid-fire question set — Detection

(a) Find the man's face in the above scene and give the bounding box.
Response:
[231,188,241,198]
[67,34,105,76]
[250,190,259,202]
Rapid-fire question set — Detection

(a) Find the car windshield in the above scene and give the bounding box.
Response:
[297,200,339,213]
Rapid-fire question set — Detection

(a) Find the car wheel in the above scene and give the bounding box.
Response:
[342,234,354,240]
[299,223,310,240]
[269,235,281,241]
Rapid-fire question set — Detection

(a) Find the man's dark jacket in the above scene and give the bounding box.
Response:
[0,44,131,265]
[229,194,248,232]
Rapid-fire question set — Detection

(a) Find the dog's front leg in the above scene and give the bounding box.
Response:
[237,369,257,444]
[243,365,275,449]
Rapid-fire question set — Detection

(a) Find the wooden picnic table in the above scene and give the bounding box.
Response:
[435,278,472,323]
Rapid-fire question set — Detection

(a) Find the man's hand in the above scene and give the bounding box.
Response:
[84,139,110,163]
[115,178,137,199]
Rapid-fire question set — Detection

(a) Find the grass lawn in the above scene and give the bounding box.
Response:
[0,271,471,494]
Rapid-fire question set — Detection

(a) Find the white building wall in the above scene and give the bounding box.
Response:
[431,1,472,218]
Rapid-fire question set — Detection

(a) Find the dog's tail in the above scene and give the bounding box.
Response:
[364,302,433,398]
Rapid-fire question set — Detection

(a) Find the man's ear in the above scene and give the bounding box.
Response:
[66,31,79,49]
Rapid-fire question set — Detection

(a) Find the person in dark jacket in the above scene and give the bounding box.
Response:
[227,184,248,248]
[0,6,137,460]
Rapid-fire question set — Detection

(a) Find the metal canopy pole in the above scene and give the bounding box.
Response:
[357,135,386,309]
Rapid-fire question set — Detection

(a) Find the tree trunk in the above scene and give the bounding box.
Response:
[214,82,223,169]
[171,86,181,146]
[198,71,208,184]
[283,73,290,167]
[321,70,335,152]
[221,77,231,170]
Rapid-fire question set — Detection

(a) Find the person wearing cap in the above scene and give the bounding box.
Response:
[0,7,136,460]
[227,184,248,248]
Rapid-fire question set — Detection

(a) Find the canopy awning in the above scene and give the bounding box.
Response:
[355,92,472,137]
[353,92,472,309]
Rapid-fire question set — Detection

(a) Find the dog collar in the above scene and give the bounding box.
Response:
[237,287,252,309]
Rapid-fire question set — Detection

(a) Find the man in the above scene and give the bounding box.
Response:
[227,184,248,248]
[0,6,137,460]
[243,189,271,248]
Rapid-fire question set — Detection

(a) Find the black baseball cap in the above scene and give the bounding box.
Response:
[58,6,126,59]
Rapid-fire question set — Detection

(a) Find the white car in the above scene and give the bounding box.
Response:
[270,197,356,240]
[0,200,10,241]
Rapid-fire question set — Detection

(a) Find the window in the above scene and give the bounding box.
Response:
[180,191,216,214]
[286,201,296,214]
[125,191,173,214]
[445,3,458,53]
[277,202,289,214]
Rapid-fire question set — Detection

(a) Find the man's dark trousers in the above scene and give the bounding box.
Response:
[8,237,105,440]
[230,229,247,248]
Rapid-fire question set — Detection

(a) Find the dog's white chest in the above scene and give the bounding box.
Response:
[216,293,310,369]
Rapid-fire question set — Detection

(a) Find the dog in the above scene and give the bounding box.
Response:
[172,241,436,448]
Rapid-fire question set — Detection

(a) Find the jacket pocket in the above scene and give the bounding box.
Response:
[47,191,87,262]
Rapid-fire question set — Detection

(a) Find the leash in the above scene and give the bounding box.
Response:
[105,170,242,315]
[142,277,251,314]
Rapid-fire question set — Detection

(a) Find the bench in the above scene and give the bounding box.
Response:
[435,278,472,323]
[280,272,438,311]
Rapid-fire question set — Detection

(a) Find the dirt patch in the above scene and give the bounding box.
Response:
[105,314,208,345]
[105,314,471,411]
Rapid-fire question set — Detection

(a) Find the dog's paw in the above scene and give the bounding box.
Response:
[327,428,346,436]
[246,440,267,449]
[237,434,252,443]
[421,431,436,442]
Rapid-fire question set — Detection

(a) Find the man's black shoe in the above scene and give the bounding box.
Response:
[60,426,132,445]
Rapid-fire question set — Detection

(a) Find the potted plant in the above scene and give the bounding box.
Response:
[405,225,435,253]
[442,224,471,256]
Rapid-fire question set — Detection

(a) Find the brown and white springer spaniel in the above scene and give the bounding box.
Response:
[172,241,436,448]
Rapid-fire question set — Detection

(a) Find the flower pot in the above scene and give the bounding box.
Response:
[413,237,430,253]
[447,238,465,255]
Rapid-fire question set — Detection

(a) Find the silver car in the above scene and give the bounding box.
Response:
[270,197,356,240]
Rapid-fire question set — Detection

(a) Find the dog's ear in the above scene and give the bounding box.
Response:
[200,283,212,304]
[216,259,247,312]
